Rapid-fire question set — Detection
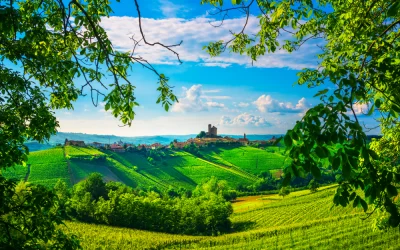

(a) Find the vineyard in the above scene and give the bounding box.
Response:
[198,146,289,176]
[27,148,71,188]
[62,186,400,249]
[4,145,310,190]
[1,165,28,181]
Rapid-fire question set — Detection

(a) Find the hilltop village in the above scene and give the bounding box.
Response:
[64,124,279,152]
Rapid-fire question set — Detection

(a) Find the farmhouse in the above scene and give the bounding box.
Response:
[91,142,104,148]
[151,143,162,149]
[65,139,85,147]
[110,143,125,152]
[173,142,187,149]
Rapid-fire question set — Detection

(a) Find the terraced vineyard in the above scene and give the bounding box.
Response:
[65,146,105,159]
[198,146,288,176]
[107,151,254,189]
[63,186,400,249]
[1,165,28,181]
[3,145,292,190]
[27,148,71,188]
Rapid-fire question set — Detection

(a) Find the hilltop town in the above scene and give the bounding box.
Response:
[64,124,280,152]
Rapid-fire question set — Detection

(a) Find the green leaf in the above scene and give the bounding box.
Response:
[332,156,341,170]
[342,161,351,179]
[284,133,293,148]
[314,89,328,97]
[375,99,381,108]
[311,165,321,179]
[315,146,328,158]
[387,2,400,17]
[360,198,368,212]
[306,9,313,18]
[349,192,356,201]
[387,185,398,197]
[353,196,360,208]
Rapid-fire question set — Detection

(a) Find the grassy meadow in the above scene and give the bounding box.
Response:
[62,186,400,249]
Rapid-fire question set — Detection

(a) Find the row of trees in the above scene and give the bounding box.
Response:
[56,174,233,236]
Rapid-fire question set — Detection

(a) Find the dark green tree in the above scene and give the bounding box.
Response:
[197,131,207,138]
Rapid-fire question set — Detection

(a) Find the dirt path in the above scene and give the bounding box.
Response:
[63,147,76,185]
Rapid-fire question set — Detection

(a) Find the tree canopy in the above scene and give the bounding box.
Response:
[0,0,180,246]
[201,0,400,228]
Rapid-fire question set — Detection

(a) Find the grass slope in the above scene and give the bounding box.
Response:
[198,146,288,177]
[63,186,400,249]
[3,146,288,191]
[27,148,71,188]
[107,151,254,189]
[1,165,28,181]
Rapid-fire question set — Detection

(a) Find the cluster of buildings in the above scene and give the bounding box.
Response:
[64,139,165,152]
[64,124,279,152]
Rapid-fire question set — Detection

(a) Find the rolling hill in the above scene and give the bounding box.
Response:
[1,145,285,190]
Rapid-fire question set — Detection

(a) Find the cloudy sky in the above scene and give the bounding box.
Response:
[56,0,379,136]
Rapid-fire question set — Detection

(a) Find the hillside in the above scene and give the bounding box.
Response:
[62,186,400,249]
[2,145,287,190]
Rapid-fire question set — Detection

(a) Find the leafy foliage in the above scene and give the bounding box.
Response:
[202,0,400,228]
[65,174,233,235]
[0,176,80,249]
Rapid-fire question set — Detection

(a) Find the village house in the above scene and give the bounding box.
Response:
[151,143,162,150]
[173,141,187,149]
[187,138,207,147]
[91,142,104,148]
[110,143,125,152]
[65,139,85,147]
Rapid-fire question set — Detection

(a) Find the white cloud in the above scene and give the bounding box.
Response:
[352,102,369,115]
[206,101,225,108]
[171,85,227,112]
[202,95,231,100]
[237,102,250,108]
[159,0,187,18]
[218,113,272,127]
[200,62,231,68]
[100,16,319,69]
[253,95,311,113]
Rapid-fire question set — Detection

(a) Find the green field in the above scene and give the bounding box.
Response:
[65,146,105,159]
[107,151,254,189]
[62,186,400,249]
[1,165,28,181]
[27,148,71,188]
[3,145,291,190]
[198,146,288,176]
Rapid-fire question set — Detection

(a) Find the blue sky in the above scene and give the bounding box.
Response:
[56,0,379,136]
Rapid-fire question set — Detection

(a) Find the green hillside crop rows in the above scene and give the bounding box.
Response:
[107,151,254,189]
[63,186,400,249]
[65,146,105,159]
[1,165,28,181]
[3,146,289,190]
[199,146,288,176]
[27,148,71,188]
